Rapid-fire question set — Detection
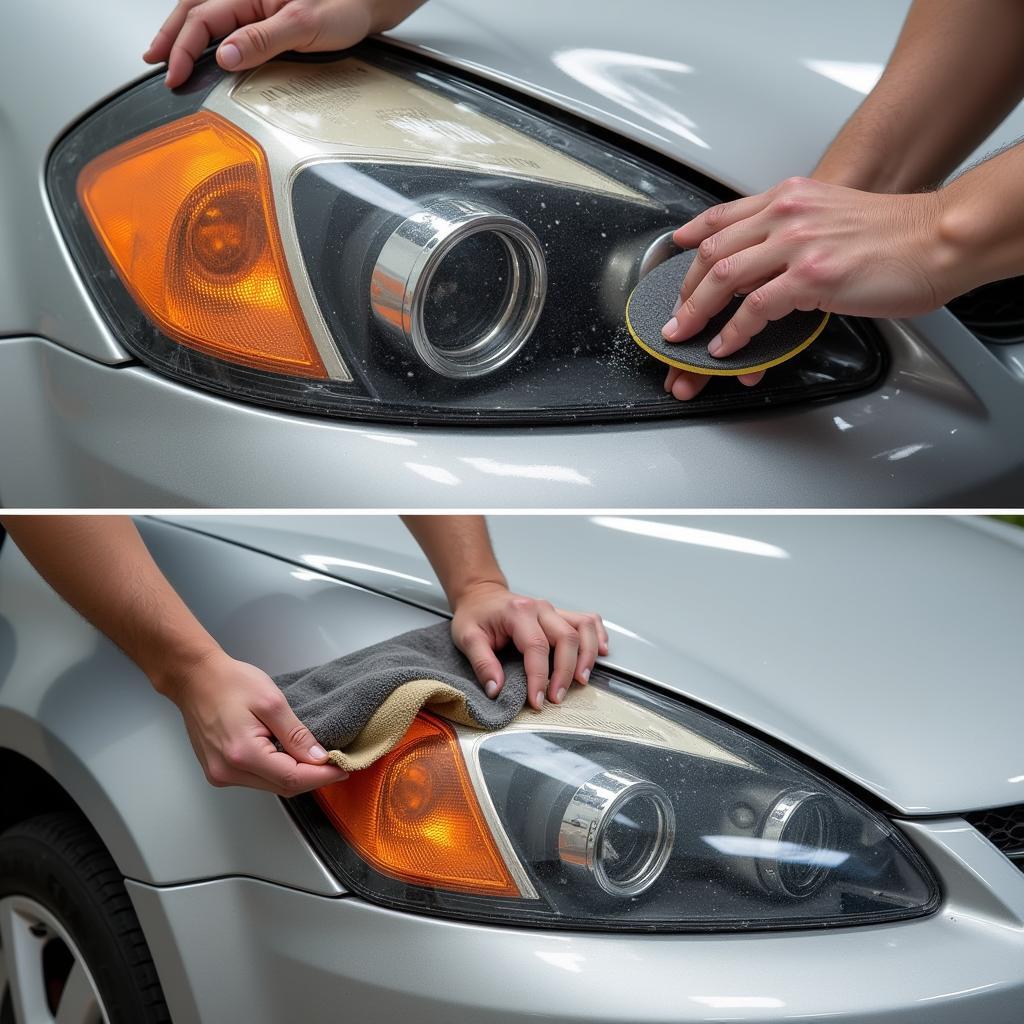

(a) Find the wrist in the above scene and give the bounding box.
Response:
[146,640,227,704]
[810,162,876,191]
[811,130,896,193]
[811,129,929,194]
[448,576,509,609]
[929,180,991,299]
[811,159,907,194]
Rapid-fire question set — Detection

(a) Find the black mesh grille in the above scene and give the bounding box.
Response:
[966,804,1024,869]
[947,277,1024,343]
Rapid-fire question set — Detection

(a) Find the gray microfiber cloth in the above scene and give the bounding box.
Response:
[274,621,529,771]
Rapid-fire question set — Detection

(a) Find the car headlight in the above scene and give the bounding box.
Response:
[49,45,884,424]
[292,673,939,931]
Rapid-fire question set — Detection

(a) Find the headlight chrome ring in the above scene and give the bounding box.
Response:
[757,789,838,899]
[370,198,547,378]
[558,769,676,897]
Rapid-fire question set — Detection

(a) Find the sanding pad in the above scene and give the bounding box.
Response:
[625,250,829,375]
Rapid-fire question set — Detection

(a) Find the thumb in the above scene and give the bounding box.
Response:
[217,3,374,72]
[217,5,322,72]
[456,627,505,699]
[262,698,329,764]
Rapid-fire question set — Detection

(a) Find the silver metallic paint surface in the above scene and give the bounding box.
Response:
[2,330,1023,507]
[4,2,1024,505]
[125,819,1024,1024]
[167,514,1024,815]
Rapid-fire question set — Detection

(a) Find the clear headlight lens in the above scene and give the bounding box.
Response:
[295,673,939,932]
[49,45,884,423]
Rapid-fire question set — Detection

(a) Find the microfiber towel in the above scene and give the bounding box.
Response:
[274,621,529,771]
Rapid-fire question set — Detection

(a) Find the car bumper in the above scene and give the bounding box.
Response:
[127,819,1024,1023]
[2,322,1024,507]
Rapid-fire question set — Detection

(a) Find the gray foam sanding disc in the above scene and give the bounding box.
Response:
[625,250,829,375]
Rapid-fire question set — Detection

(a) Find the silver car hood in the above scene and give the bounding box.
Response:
[389,0,1024,195]
[171,515,1024,816]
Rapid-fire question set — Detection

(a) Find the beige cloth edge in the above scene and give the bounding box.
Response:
[325,678,480,771]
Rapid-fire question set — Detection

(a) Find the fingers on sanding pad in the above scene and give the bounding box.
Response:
[625,250,829,376]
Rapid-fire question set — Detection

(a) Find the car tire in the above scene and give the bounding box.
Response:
[0,811,170,1024]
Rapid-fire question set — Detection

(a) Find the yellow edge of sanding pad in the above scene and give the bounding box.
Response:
[623,249,831,376]
[625,289,830,377]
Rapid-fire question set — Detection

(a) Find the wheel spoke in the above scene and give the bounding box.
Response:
[54,959,101,1024]
[0,895,52,1024]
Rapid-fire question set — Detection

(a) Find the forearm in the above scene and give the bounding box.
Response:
[0,516,220,693]
[813,0,1024,192]
[935,140,1024,294]
[401,515,507,606]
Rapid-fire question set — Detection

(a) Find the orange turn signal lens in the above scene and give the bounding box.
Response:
[77,111,326,378]
[314,713,519,897]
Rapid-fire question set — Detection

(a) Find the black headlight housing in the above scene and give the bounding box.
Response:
[947,276,1024,344]
[289,671,939,933]
[48,43,885,425]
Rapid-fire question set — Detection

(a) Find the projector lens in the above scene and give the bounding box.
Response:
[422,230,512,355]
[558,769,675,897]
[371,198,546,378]
[758,790,838,899]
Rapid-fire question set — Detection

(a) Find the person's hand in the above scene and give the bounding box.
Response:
[449,582,609,710]
[144,0,426,89]
[659,176,957,401]
[661,365,766,403]
[156,649,349,795]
